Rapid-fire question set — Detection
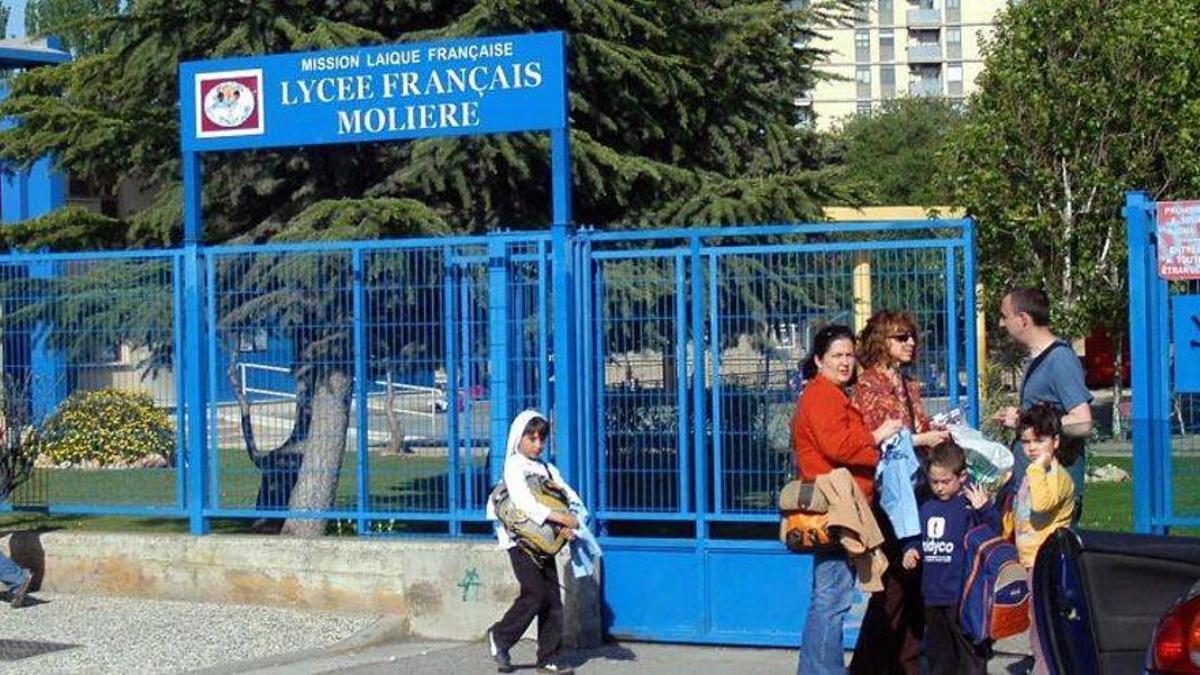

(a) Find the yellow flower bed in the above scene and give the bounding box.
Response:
[32,389,175,468]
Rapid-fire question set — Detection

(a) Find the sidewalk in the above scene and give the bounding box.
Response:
[0,590,1031,674]
[206,634,1032,674]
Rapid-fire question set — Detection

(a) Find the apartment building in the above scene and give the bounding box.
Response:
[803,0,1009,128]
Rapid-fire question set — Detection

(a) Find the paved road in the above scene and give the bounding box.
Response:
[0,591,1032,674]
[205,635,1033,675]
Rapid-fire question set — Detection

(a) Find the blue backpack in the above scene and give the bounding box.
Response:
[958,524,1031,643]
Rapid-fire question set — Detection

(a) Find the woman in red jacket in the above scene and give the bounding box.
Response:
[793,324,902,675]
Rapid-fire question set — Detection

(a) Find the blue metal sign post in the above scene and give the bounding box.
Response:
[179,32,571,533]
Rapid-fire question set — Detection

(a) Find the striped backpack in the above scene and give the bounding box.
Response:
[489,475,572,559]
[959,523,1031,643]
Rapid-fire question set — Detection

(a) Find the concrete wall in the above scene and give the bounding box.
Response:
[0,531,601,646]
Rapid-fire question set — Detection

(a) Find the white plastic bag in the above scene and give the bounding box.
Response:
[947,423,1014,494]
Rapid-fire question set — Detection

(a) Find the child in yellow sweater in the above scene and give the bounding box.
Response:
[1014,402,1077,674]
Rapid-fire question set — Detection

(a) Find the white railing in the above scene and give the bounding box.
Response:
[236,362,448,418]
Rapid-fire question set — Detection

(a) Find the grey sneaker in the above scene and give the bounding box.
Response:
[10,571,31,609]
[487,629,513,673]
[536,662,574,674]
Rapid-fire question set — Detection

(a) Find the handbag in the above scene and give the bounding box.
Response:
[778,479,839,553]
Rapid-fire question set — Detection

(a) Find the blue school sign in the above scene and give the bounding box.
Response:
[179,32,567,152]
[177,32,575,535]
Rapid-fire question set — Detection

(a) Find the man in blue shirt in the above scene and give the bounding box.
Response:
[993,287,1093,517]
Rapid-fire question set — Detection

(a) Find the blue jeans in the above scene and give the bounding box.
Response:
[798,550,854,675]
[0,553,26,591]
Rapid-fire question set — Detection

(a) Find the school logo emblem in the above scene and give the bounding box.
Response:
[927,517,946,539]
[195,69,264,139]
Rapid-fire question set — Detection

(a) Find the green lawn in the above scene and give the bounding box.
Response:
[1078,455,1200,536]
[6,452,1200,538]
[0,449,488,534]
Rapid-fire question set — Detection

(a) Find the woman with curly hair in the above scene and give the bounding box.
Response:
[849,310,950,675]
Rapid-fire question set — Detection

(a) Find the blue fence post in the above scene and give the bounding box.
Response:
[1153,229,1173,533]
[963,218,980,428]
[944,247,960,413]
[488,236,512,484]
[577,238,595,506]
[675,253,691,515]
[172,254,188,508]
[550,125,576,486]
[203,255,221,511]
[352,248,369,534]
[181,151,210,535]
[444,257,462,534]
[708,254,723,517]
[460,271,477,507]
[690,236,708,540]
[28,258,66,425]
[1124,191,1155,534]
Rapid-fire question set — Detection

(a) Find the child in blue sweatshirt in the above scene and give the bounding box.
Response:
[902,441,1000,675]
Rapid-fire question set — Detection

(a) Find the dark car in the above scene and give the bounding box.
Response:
[1034,529,1200,674]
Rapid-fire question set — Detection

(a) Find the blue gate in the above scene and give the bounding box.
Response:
[578,220,978,645]
[1125,192,1200,534]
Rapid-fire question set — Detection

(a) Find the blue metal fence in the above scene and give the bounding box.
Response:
[0,222,975,528]
[0,219,976,643]
[1126,192,1200,534]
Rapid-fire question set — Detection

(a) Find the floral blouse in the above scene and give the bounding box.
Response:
[852,367,930,434]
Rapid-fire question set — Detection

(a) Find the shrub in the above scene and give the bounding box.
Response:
[32,389,175,467]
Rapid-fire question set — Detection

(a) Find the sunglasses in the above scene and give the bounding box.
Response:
[888,332,917,343]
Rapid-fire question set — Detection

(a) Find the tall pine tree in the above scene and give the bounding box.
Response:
[0,0,857,535]
[1,0,853,242]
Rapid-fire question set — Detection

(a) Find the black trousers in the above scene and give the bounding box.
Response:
[491,548,563,664]
[850,504,924,675]
[924,605,989,675]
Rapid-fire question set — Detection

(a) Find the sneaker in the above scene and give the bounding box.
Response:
[536,662,574,674]
[487,629,514,673]
[10,571,31,609]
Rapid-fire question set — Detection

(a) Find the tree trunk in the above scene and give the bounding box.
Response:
[1111,335,1124,439]
[384,368,404,455]
[280,369,353,537]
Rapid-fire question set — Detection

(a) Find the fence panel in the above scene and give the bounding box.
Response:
[1164,278,1200,529]
[1127,193,1200,533]
[0,252,184,515]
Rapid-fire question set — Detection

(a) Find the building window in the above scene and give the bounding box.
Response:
[945,0,961,21]
[857,101,872,115]
[947,62,963,96]
[879,29,895,61]
[236,328,270,353]
[854,2,869,25]
[946,27,962,59]
[855,29,870,62]
[878,0,893,26]
[881,65,896,98]
[909,65,942,96]
[856,65,872,99]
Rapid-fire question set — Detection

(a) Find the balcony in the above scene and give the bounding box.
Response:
[909,79,943,96]
[906,8,941,28]
[907,44,943,63]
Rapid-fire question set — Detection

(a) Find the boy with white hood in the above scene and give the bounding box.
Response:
[486,410,580,674]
